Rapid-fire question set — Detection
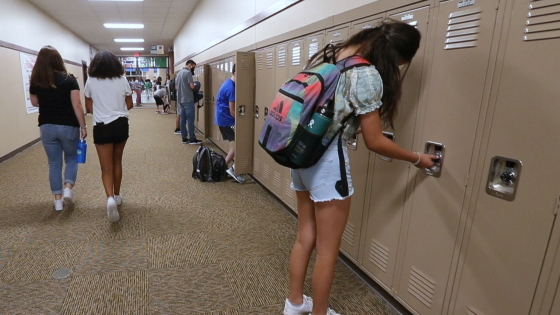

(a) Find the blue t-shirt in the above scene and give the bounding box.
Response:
[215,78,235,127]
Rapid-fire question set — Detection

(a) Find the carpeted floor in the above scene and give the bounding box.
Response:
[0,109,399,315]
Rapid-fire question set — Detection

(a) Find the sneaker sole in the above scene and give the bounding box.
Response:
[107,204,120,223]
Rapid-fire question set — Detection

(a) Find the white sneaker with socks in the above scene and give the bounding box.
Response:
[114,194,122,206]
[226,165,245,183]
[63,187,73,204]
[327,308,342,315]
[284,295,313,315]
[107,197,120,223]
[54,199,64,212]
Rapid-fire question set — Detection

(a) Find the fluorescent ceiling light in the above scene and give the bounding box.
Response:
[104,23,144,29]
[90,1,143,2]
[120,47,145,51]
[115,38,144,43]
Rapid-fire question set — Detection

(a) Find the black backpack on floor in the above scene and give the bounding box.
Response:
[192,145,228,182]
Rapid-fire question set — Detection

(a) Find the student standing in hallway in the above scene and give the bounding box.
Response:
[84,50,134,223]
[215,64,244,183]
[29,45,87,211]
[284,21,437,315]
[175,60,201,144]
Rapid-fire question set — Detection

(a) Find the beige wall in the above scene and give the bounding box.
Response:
[0,0,91,159]
[173,0,380,64]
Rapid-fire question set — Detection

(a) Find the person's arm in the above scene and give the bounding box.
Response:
[229,101,235,118]
[70,90,87,139]
[360,110,436,168]
[125,95,133,110]
[85,97,93,115]
[30,94,40,107]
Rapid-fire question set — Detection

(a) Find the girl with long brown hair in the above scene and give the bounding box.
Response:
[284,20,437,315]
[29,45,87,211]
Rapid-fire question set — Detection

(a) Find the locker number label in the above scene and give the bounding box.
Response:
[401,14,414,21]
[458,0,475,8]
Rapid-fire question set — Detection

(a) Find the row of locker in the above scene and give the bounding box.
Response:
[186,0,560,314]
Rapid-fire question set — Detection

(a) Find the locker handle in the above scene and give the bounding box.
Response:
[379,132,395,162]
[238,105,246,116]
[347,134,358,151]
[255,105,260,118]
[423,141,445,178]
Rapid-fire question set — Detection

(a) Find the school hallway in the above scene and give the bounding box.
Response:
[0,108,399,315]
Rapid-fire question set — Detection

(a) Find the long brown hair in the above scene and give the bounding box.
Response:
[30,45,68,89]
[307,20,421,129]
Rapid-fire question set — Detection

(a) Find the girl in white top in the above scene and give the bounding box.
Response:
[84,50,134,223]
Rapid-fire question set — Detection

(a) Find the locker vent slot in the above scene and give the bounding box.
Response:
[445,7,481,50]
[238,158,249,171]
[308,40,319,59]
[266,51,273,69]
[278,47,286,68]
[408,266,435,308]
[263,164,270,180]
[341,222,356,247]
[273,171,282,189]
[525,3,560,41]
[256,55,263,70]
[292,45,301,66]
[466,305,485,315]
[285,180,294,199]
[254,158,260,173]
[369,239,389,272]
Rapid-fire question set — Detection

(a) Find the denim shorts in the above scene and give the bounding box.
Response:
[291,137,354,202]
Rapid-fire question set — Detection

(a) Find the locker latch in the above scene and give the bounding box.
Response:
[424,141,445,178]
[379,132,396,162]
[486,156,523,201]
[255,105,259,118]
[347,134,358,151]
[238,105,246,116]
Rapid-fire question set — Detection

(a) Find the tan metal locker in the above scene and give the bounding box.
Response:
[233,52,255,175]
[450,1,560,314]
[260,47,277,189]
[253,51,266,183]
[326,25,350,46]
[396,1,502,315]
[351,15,384,35]
[196,66,207,136]
[200,64,210,136]
[210,62,221,147]
[304,32,325,63]
[359,6,431,292]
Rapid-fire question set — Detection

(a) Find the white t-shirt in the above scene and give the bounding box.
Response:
[154,86,167,97]
[84,76,132,126]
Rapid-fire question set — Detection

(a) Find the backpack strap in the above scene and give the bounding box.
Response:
[323,44,337,64]
[322,113,354,149]
[338,55,371,73]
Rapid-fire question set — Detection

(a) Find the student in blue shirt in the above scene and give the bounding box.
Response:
[215,64,244,183]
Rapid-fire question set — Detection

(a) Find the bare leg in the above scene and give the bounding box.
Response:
[289,191,317,304]
[175,114,180,130]
[112,141,127,196]
[225,144,235,165]
[311,197,352,315]
[95,143,115,198]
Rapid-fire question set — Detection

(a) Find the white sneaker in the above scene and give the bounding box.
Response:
[327,308,341,315]
[283,295,313,315]
[63,187,74,204]
[107,197,120,223]
[226,166,245,183]
[54,199,64,212]
[114,194,122,206]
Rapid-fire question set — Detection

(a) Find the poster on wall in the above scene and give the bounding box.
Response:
[20,52,38,114]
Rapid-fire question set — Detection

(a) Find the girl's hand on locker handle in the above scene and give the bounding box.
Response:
[414,154,438,169]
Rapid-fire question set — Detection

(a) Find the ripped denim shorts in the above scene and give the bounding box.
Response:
[291,137,354,202]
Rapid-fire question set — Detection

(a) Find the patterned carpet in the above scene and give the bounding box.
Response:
[0,108,399,315]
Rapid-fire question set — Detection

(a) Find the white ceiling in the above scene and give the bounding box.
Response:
[29,0,200,56]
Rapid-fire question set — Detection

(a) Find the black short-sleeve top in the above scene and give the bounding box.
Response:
[29,72,80,127]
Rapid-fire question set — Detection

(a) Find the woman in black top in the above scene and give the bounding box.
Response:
[29,46,87,211]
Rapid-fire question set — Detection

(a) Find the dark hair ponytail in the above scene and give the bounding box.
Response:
[306,19,421,129]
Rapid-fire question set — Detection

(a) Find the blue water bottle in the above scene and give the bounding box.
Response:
[77,139,87,164]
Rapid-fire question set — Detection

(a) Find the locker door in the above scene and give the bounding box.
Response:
[326,25,350,45]
[234,52,255,175]
[351,16,383,35]
[451,1,560,314]
[361,6,430,292]
[197,66,207,136]
[304,32,325,62]
[253,51,266,182]
[396,1,502,315]
[281,39,305,211]
[261,48,276,189]
[201,64,211,136]
[209,62,220,145]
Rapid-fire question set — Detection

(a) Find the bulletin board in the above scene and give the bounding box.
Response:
[20,52,38,114]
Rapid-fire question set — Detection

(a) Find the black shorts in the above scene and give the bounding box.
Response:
[93,117,129,145]
[154,95,164,105]
[219,126,235,142]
